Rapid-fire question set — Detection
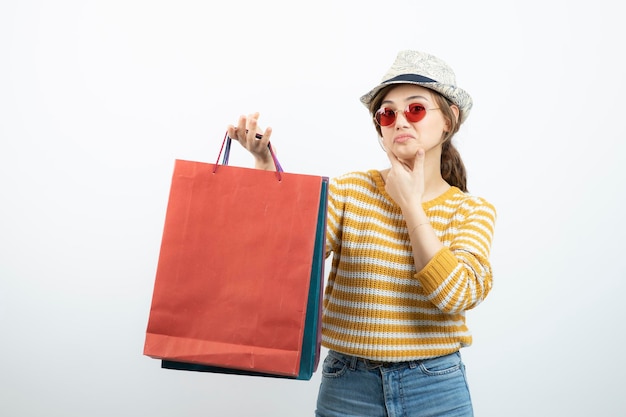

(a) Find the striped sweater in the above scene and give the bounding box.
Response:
[322,170,496,361]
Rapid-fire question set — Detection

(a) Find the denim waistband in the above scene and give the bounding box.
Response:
[327,350,416,370]
[328,349,459,370]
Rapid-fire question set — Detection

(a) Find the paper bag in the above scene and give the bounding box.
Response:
[144,135,327,379]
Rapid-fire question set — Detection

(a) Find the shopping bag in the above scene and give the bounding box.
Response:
[144,133,328,380]
[160,177,327,380]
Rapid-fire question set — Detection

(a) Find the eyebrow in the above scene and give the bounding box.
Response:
[381,95,430,105]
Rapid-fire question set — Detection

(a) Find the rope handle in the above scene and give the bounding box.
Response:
[212,131,283,181]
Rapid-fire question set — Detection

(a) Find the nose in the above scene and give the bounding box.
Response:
[393,110,410,128]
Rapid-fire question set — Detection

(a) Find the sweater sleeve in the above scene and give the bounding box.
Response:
[415,197,497,313]
[325,176,344,258]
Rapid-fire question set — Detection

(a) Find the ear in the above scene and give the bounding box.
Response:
[450,104,460,122]
[445,104,460,132]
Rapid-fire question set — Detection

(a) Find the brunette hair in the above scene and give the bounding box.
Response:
[368,85,468,192]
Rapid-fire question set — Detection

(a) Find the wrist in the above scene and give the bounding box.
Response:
[254,150,276,171]
[409,221,431,235]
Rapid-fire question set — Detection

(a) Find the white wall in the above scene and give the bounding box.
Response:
[1,1,624,416]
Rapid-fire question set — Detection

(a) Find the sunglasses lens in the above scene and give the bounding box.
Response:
[376,104,428,126]
[375,108,396,126]
[405,103,427,123]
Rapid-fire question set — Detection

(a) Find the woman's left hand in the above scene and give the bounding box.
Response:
[384,149,425,210]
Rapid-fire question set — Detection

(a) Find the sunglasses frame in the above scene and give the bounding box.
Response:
[374,103,440,127]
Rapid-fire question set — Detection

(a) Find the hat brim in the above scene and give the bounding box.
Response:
[360,75,473,123]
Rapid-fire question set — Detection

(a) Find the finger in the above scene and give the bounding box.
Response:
[385,148,412,172]
[385,148,402,170]
[236,115,248,140]
[227,124,238,140]
[261,126,272,145]
[247,112,261,139]
[247,126,271,149]
[412,149,425,174]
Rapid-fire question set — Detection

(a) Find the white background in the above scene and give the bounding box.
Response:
[1,1,625,416]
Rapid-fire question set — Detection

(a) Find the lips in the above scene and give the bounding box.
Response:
[393,134,414,143]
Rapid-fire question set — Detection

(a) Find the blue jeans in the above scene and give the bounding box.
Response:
[315,350,473,417]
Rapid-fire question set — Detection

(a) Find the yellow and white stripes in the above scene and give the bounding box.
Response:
[321,170,496,361]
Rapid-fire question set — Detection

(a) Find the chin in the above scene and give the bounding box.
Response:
[392,144,420,159]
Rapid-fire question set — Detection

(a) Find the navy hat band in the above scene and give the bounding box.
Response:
[383,74,437,84]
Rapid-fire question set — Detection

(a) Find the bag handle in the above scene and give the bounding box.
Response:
[212,131,283,181]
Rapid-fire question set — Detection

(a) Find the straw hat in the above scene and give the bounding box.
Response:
[360,50,473,123]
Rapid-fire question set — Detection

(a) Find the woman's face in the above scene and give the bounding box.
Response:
[377,84,451,163]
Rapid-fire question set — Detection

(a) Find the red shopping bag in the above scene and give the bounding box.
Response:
[144,134,328,379]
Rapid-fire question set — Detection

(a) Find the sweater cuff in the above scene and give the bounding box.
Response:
[415,248,458,294]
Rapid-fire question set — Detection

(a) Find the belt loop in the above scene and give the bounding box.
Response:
[349,355,358,371]
[408,360,418,369]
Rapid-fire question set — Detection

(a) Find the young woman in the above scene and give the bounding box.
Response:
[228,50,496,417]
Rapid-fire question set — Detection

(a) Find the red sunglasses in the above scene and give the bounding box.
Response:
[374,103,440,127]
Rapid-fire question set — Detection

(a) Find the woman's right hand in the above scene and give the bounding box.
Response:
[227,112,275,170]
